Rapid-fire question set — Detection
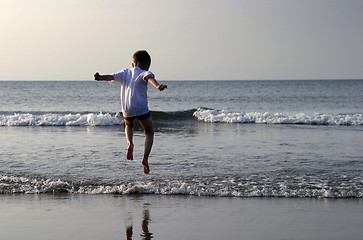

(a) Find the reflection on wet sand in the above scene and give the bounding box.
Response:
[126,208,153,240]
[140,209,153,239]
[126,226,133,240]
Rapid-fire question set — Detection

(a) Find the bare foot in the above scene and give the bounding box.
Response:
[141,158,150,174]
[126,144,134,160]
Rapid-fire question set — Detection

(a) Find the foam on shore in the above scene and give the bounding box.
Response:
[1,174,361,198]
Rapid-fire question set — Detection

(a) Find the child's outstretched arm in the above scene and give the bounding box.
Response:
[94,72,115,81]
[146,76,167,91]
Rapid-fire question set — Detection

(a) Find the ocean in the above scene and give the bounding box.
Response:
[1,80,362,198]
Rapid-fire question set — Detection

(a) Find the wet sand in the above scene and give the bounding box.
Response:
[0,195,362,240]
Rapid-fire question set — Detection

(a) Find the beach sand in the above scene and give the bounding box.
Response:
[1,195,362,240]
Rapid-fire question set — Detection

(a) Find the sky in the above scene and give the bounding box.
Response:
[1,0,362,81]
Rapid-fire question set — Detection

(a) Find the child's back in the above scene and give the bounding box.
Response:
[94,50,167,174]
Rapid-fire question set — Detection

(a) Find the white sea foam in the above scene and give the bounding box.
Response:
[2,110,362,126]
[1,175,361,198]
[193,108,363,125]
[0,112,122,126]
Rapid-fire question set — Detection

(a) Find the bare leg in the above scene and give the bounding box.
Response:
[138,117,154,174]
[124,118,135,160]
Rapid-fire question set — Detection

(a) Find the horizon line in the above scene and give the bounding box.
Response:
[1,78,363,82]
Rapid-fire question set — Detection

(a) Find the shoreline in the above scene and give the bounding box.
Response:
[1,194,362,240]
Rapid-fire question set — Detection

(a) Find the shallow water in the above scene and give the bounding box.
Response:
[0,80,362,197]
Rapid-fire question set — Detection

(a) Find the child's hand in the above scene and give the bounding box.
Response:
[157,84,167,91]
[94,72,100,81]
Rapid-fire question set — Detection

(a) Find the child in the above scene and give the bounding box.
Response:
[94,50,167,174]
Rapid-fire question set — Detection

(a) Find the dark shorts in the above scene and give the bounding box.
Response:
[123,112,151,121]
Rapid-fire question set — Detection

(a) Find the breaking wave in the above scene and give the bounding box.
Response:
[1,108,362,126]
[193,108,363,126]
[0,112,123,126]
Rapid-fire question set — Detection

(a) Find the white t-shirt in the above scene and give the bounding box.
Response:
[112,67,154,117]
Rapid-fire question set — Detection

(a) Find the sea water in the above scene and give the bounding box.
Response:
[0,80,362,197]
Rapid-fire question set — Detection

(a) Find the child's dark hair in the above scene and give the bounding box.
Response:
[133,50,151,69]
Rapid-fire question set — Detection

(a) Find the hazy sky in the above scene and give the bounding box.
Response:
[1,0,362,81]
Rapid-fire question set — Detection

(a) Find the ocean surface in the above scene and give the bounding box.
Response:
[0,80,362,198]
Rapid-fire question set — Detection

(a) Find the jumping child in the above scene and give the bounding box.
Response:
[94,50,167,174]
